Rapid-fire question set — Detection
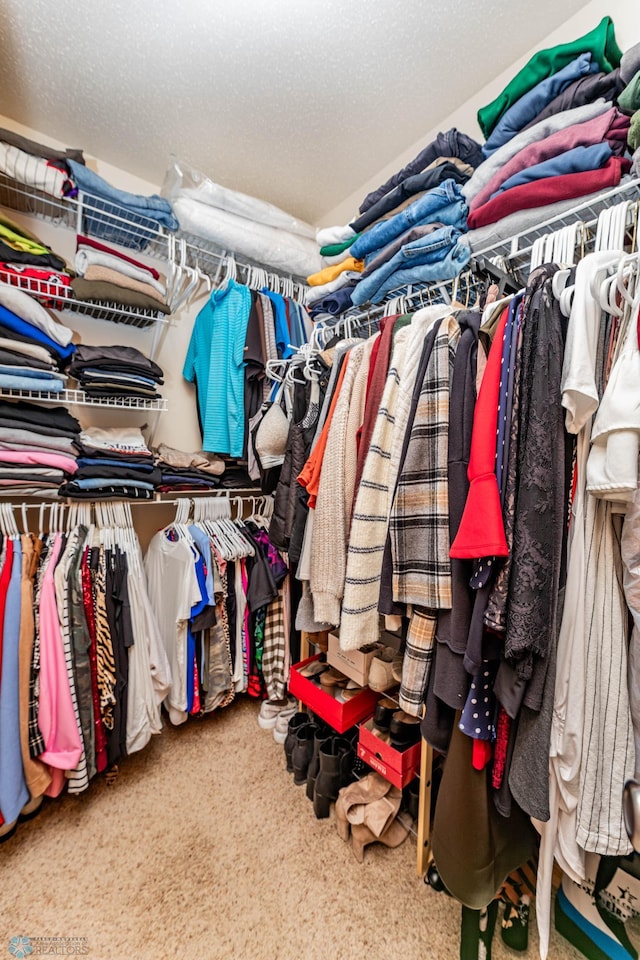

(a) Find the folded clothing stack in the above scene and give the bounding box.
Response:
[69,343,164,401]
[0,397,80,495]
[464,17,638,235]
[58,425,160,500]
[66,160,179,249]
[305,255,364,315]
[0,125,83,199]
[72,234,171,314]
[311,131,483,314]
[0,210,71,308]
[0,281,75,393]
[0,123,178,251]
[154,442,224,492]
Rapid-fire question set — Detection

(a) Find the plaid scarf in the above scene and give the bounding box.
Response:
[262,590,287,701]
[389,314,459,608]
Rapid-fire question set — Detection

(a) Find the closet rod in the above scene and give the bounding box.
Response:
[0,489,266,508]
[336,270,483,329]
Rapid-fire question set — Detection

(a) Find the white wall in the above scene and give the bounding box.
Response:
[319,0,639,227]
[0,114,205,453]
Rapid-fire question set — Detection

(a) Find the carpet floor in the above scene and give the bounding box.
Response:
[0,698,616,959]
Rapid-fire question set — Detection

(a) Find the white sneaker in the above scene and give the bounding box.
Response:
[273,702,301,743]
[258,697,297,731]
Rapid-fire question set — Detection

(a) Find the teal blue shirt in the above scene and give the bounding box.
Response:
[183,279,252,457]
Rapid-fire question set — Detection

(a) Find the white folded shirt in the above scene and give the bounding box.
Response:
[0,282,74,346]
[75,246,166,296]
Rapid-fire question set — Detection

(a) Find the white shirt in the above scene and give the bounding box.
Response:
[144,532,202,726]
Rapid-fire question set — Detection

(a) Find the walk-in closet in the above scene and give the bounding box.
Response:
[1,1,640,958]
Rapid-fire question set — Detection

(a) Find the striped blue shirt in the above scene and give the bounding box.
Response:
[183,279,251,457]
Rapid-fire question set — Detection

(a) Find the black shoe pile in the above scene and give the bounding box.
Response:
[283,713,359,819]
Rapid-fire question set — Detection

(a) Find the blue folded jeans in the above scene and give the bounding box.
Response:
[68,159,179,249]
[355,239,471,305]
[351,225,464,306]
[350,180,468,261]
[349,161,469,233]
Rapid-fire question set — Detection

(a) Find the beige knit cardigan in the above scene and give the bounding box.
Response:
[310,336,377,626]
[339,327,410,650]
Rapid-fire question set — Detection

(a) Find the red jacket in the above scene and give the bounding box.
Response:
[450,305,510,558]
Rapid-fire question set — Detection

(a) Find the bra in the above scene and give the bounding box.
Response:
[254,380,290,466]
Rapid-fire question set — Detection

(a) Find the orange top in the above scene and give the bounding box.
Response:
[297,352,350,509]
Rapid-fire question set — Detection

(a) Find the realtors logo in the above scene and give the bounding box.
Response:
[8,939,88,956]
[8,938,32,958]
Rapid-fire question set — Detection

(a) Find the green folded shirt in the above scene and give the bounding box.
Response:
[319,234,361,257]
[629,110,640,153]
[477,15,622,138]
[619,69,640,115]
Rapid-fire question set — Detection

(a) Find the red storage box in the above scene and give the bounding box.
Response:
[289,655,381,734]
[357,717,422,788]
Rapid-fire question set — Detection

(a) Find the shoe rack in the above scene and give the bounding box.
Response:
[298,630,433,878]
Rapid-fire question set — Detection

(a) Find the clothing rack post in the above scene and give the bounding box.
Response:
[416,738,433,877]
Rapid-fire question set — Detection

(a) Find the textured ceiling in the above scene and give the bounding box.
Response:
[0,0,587,224]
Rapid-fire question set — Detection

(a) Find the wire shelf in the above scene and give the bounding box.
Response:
[0,172,310,303]
[470,177,640,279]
[0,387,168,411]
[61,296,167,329]
[76,191,169,257]
[0,171,171,257]
[0,265,169,328]
[0,487,264,507]
[339,270,480,328]
[0,171,76,227]
[0,264,71,308]
[340,178,640,326]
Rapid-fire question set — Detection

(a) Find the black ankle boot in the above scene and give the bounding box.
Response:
[292,723,319,785]
[284,713,308,773]
[306,726,333,801]
[313,736,354,819]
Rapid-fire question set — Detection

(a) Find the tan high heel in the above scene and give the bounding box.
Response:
[335,791,350,842]
[334,772,394,843]
[350,812,412,863]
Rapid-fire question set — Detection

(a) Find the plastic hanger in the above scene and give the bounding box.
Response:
[171,240,201,311]
[6,503,18,538]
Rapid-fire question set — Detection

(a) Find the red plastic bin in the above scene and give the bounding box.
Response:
[289,655,380,734]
